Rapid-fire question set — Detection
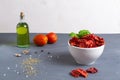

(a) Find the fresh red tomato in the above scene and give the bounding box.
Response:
[46,32,58,44]
[33,34,48,46]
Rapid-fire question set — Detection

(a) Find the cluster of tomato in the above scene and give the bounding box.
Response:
[33,32,58,46]
[69,34,105,48]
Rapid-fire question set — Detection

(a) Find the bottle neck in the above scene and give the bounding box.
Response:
[19,12,25,23]
[20,17,25,23]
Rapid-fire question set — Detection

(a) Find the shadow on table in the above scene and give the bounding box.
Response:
[47,51,78,66]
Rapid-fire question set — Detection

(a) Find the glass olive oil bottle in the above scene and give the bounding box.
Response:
[16,12,30,48]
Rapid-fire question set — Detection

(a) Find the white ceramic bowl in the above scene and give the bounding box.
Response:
[68,42,105,65]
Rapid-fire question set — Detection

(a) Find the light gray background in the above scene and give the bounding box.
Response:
[0,0,120,33]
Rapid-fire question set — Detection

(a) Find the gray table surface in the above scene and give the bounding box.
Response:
[0,33,120,80]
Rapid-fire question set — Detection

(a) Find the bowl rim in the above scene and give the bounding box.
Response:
[68,41,105,50]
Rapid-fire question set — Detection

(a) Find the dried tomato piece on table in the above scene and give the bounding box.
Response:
[70,70,81,78]
[86,67,98,73]
[70,68,88,78]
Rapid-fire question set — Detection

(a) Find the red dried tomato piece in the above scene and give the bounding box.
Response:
[86,67,98,74]
[70,68,88,78]
[76,68,88,78]
[70,70,81,78]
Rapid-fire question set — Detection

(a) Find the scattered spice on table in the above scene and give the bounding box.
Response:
[22,56,40,76]
[47,52,51,54]
[41,50,44,52]
[34,51,38,54]
[12,49,55,78]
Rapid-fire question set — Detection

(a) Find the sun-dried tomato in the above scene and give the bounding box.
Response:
[70,68,88,78]
[69,34,105,48]
[70,70,81,78]
[86,67,98,73]
[70,67,98,78]
[76,68,88,78]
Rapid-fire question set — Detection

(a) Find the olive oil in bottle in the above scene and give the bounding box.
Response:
[16,12,30,48]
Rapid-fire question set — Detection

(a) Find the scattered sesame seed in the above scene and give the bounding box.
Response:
[3,73,6,77]
[38,54,41,57]
[22,70,25,73]
[15,64,18,68]
[16,72,20,75]
[26,75,29,78]
[29,55,32,59]
[7,67,10,70]
[48,55,53,58]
